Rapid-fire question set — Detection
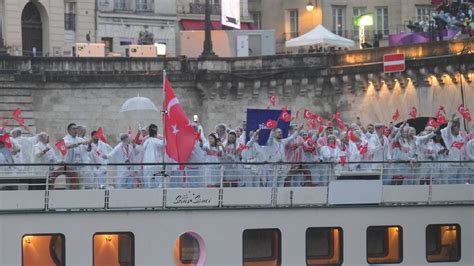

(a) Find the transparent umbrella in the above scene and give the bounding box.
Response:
[120,95,159,113]
[119,95,160,130]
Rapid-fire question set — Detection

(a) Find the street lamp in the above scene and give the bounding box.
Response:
[201,0,216,58]
[306,1,316,12]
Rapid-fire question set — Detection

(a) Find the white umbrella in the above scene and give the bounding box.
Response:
[285,24,355,48]
[120,95,159,113]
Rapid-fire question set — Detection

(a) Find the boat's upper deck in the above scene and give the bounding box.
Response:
[0,161,472,212]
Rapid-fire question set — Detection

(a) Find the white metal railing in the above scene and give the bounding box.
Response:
[0,162,472,211]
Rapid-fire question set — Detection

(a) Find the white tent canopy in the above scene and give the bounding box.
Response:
[285,24,355,48]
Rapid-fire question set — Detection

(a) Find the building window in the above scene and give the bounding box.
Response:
[376,7,389,36]
[64,2,76,31]
[306,227,343,266]
[251,11,261,29]
[367,226,403,264]
[353,7,366,39]
[243,229,281,266]
[114,0,131,11]
[416,6,432,22]
[93,232,134,266]
[136,0,154,11]
[288,9,299,38]
[102,37,113,54]
[426,224,461,262]
[22,234,65,266]
[333,6,345,36]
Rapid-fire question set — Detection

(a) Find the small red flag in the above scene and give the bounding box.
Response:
[409,107,417,119]
[347,128,357,142]
[392,109,400,121]
[269,94,276,107]
[95,127,107,143]
[336,119,346,130]
[279,110,292,122]
[436,112,447,125]
[452,141,465,150]
[303,109,316,119]
[358,143,368,155]
[0,133,13,149]
[318,125,324,133]
[55,139,67,156]
[458,104,472,122]
[316,115,324,124]
[12,108,25,126]
[426,118,439,128]
[237,143,249,152]
[265,119,278,129]
[339,156,347,166]
[194,130,202,141]
[332,111,341,120]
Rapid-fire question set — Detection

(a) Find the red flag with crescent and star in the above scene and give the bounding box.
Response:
[458,104,472,122]
[163,74,196,170]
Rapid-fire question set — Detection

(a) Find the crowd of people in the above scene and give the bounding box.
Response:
[0,112,473,190]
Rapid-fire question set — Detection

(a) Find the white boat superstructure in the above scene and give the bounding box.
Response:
[0,161,472,266]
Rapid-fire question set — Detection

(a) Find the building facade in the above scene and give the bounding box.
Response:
[250,0,435,52]
[0,0,95,56]
[96,0,178,56]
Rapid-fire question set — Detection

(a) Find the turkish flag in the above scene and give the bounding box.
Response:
[336,119,345,130]
[426,118,439,128]
[452,141,465,150]
[303,109,316,119]
[279,110,291,122]
[392,109,400,121]
[316,115,324,124]
[358,143,368,155]
[0,133,13,149]
[332,111,341,120]
[12,108,25,126]
[458,104,472,122]
[265,119,278,129]
[269,94,276,106]
[339,156,347,166]
[409,107,417,119]
[55,139,67,156]
[95,127,107,143]
[436,112,447,125]
[237,143,249,152]
[164,75,196,170]
[347,128,357,142]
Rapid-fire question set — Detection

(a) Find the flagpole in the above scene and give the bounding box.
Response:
[162,70,167,185]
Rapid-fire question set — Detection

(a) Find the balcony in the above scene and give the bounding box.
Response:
[189,2,221,15]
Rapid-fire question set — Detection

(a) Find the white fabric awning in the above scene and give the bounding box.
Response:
[285,24,355,48]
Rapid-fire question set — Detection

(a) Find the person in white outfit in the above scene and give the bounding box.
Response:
[87,130,113,189]
[441,115,466,184]
[241,129,266,187]
[266,125,303,187]
[104,133,138,189]
[32,132,57,190]
[63,123,88,189]
[141,124,164,188]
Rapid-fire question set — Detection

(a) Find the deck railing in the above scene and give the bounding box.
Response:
[0,161,472,211]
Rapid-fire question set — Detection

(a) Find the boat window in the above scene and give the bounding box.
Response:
[243,228,281,266]
[426,224,461,263]
[174,232,207,266]
[22,234,65,266]
[367,226,403,264]
[93,232,134,266]
[306,227,343,266]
